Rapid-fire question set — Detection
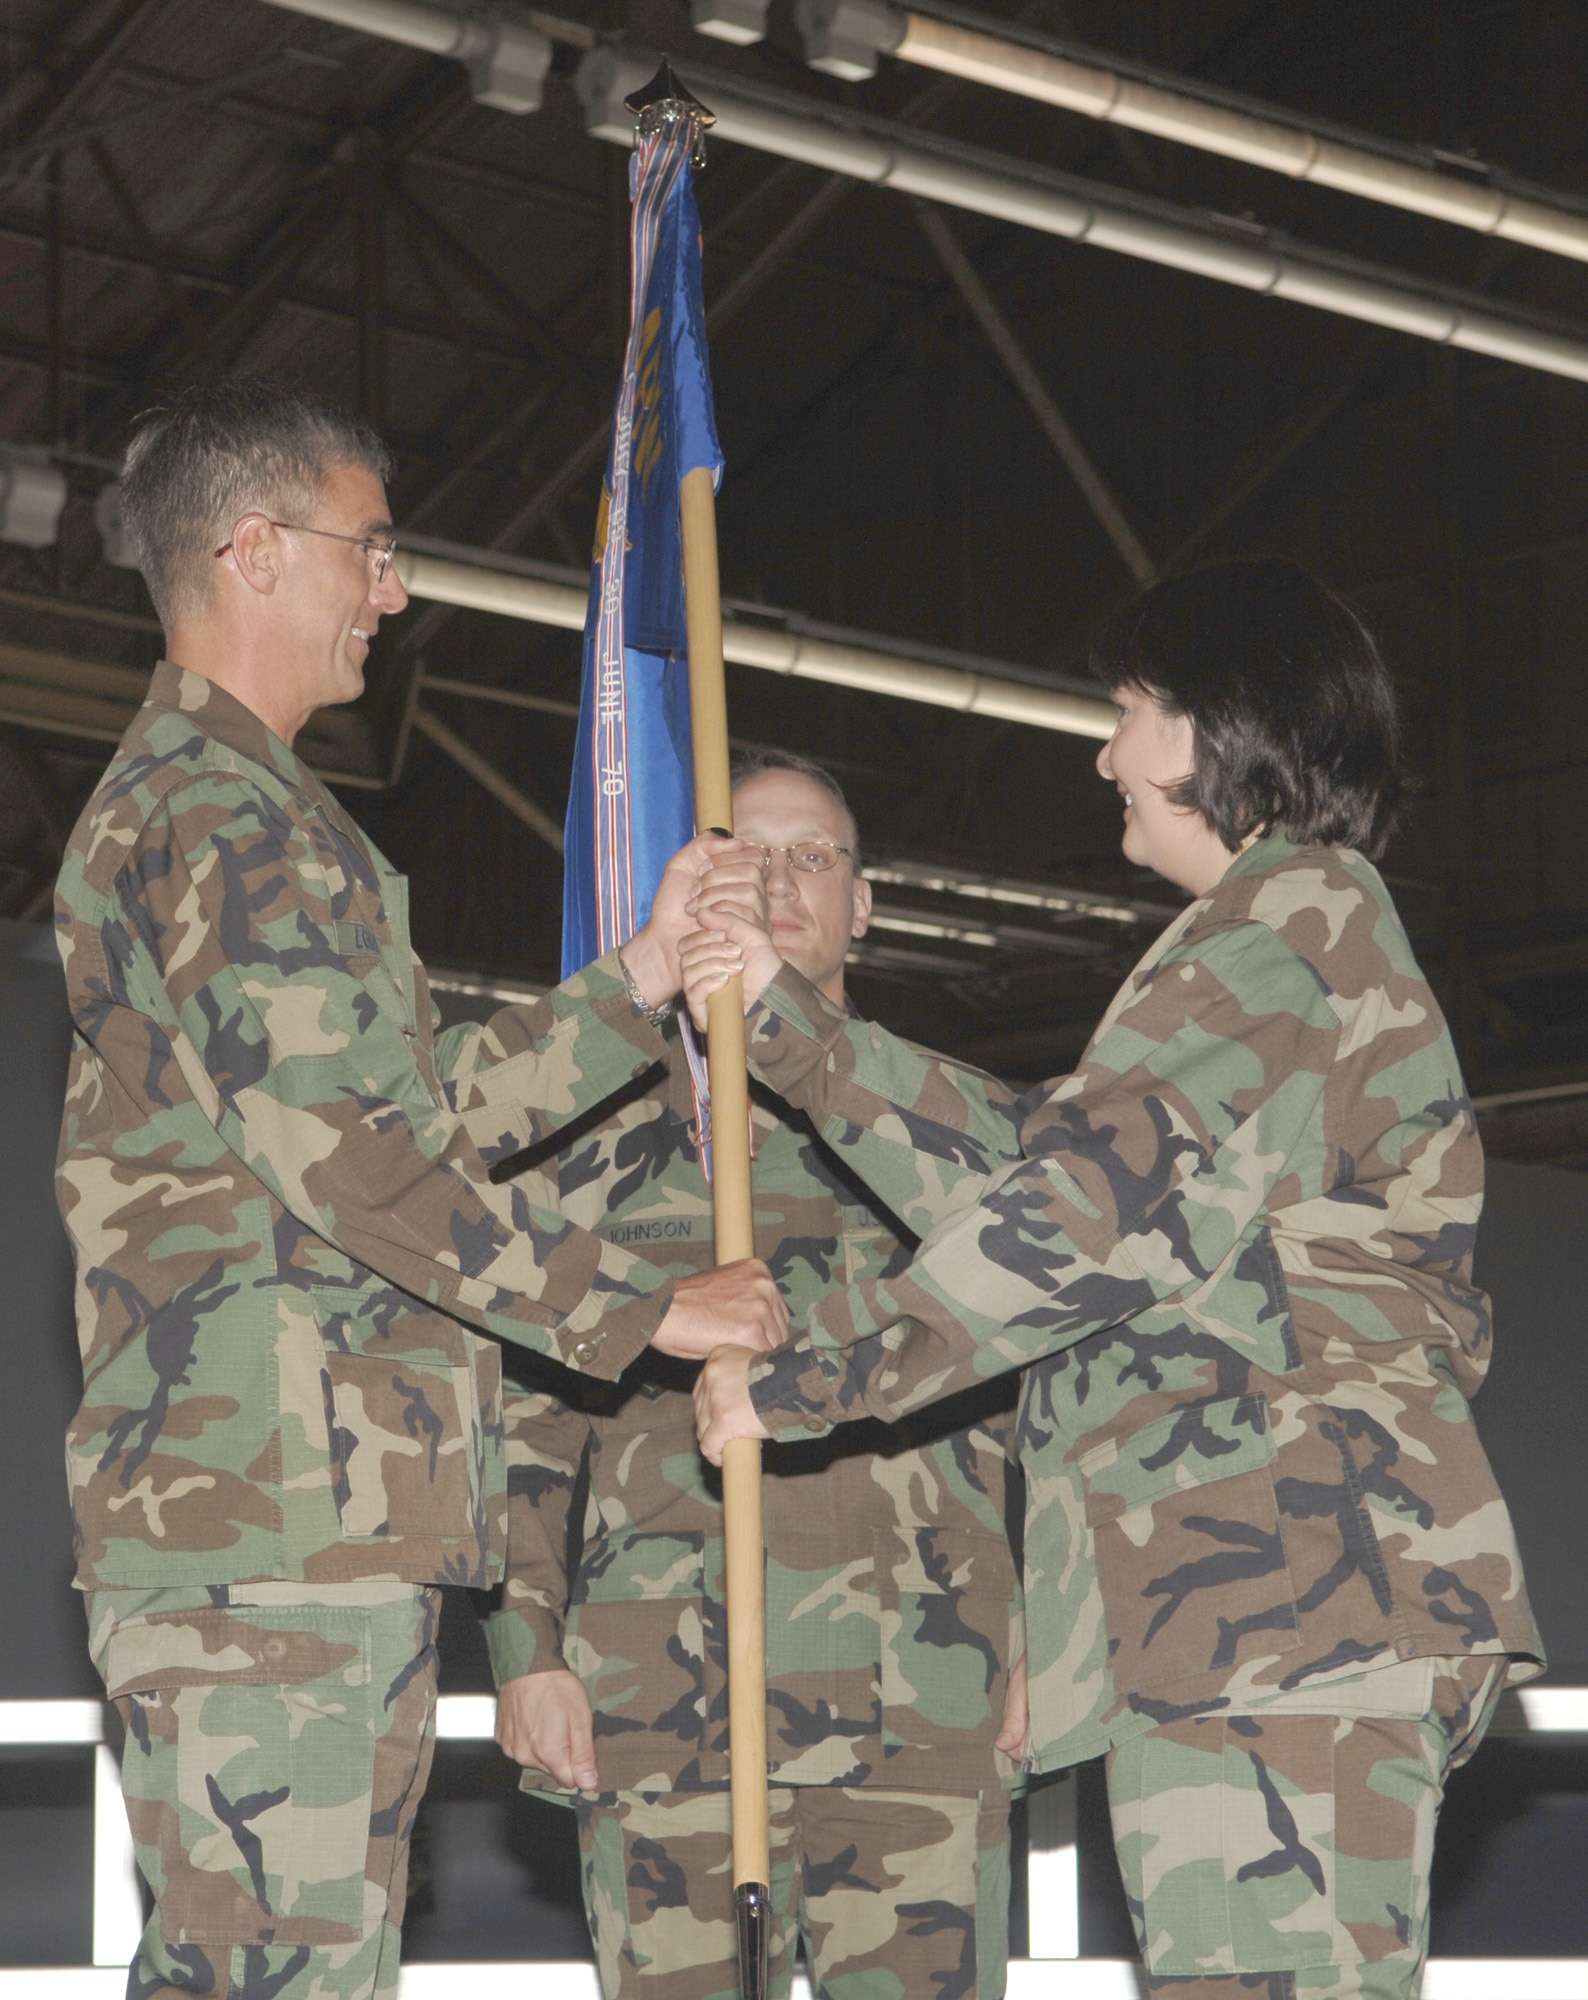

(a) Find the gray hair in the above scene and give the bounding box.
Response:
[120,378,394,629]
[728,746,862,869]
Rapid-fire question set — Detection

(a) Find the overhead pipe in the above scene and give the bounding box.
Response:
[575,47,1588,388]
[393,549,1117,739]
[254,0,1588,383]
[255,0,554,112]
[791,1,1588,266]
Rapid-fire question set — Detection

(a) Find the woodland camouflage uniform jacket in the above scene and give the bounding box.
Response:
[54,664,699,1594]
[745,833,1545,1773]
[485,989,1027,1796]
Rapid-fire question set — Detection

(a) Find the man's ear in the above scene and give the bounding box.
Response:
[225,513,282,597]
[850,874,872,941]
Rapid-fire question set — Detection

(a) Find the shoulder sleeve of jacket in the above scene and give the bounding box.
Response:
[746,965,1024,1236]
[113,780,668,1379]
[485,1384,592,1684]
[750,914,1342,1435]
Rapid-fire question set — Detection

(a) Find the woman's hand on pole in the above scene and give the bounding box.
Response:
[693,1342,775,1465]
[625,832,750,1004]
[681,852,783,1022]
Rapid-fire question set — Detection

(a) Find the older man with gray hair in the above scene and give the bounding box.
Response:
[53,377,785,2000]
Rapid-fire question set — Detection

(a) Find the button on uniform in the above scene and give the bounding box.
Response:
[571,1337,602,1366]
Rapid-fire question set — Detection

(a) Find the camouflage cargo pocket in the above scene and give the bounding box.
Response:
[1081,1393,1300,1699]
[876,1526,1011,1757]
[567,1531,710,1779]
[313,1286,480,1542]
[103,1605,377,1945]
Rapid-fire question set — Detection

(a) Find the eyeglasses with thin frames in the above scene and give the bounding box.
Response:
[213,516,398,584]
[746,840,854,875]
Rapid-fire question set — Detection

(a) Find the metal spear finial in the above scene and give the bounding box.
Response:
[625,58,716,165]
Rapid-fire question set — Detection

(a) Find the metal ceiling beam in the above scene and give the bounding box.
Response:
[0,639,385,786]
[912,199,1156,583]
[89,62,471,437]
[390,182,594,385]
[0,0,177,164]
[1161,329,1387,573]
[83,137,206,345]
[409,705,565,852]
[0,336,125,395]
[438,161,885,579]
[0,219,551,378]
[83,57,606,218]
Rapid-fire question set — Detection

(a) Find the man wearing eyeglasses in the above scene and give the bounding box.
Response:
[489,750,1031,2000]
[52,379,788,2000]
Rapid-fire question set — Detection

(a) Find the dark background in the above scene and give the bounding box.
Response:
[3,920,1586,1967]
[0,0,1587,1157]
[5,0,1588,1970]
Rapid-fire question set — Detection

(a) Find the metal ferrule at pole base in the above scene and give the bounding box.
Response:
[735,1880,772,2000]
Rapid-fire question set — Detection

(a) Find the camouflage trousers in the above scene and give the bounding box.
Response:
[574,1783,1011,2000]
[86,1579,440,2000]
[1106,1655,1504,2000]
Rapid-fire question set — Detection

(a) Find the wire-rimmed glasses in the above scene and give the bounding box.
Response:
[213,517,398,583]
[745,840,853,874]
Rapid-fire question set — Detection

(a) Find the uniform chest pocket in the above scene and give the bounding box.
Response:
[841,1205,908,1287]
[875,1525,1013,1757]
[1080,1392,1300,1699]
[328,920,414,1037]
[312,1286,482,1543]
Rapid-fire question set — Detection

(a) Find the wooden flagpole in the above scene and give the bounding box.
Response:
[622,62,767,1989]
[681,466,771,1991]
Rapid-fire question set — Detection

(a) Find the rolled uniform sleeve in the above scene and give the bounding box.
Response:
[111,785,669,1378]
[750,920,1339,1435]
[434,951,671,1162]
[485,1385,591,1685]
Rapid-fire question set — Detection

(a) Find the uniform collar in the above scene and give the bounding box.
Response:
[147,660,317,797]
[1216,825,1305,886]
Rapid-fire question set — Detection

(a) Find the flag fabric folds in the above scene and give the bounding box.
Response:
[562,119,723,981]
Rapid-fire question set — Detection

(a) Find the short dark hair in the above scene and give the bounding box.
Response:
[120,378,394,629]
[1089,558,1406,857]
[729,746,861,868]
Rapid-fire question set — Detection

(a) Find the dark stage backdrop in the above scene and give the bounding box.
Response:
[3,919,1586,1966]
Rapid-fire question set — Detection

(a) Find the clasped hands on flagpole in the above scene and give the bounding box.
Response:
[604,829,792,1366]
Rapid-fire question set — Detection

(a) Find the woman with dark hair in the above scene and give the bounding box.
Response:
[689,558,1541,2000]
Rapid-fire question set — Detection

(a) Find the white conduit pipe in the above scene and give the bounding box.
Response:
[256,0,552,111]
[575,50,1588,386]
[892,11,1588,264]
[394,552,1117,739]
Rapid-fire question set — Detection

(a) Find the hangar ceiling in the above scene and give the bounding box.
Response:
[2,0,1588,1164]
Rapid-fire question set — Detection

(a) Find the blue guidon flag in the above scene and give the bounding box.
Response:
[562,112,723,982]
